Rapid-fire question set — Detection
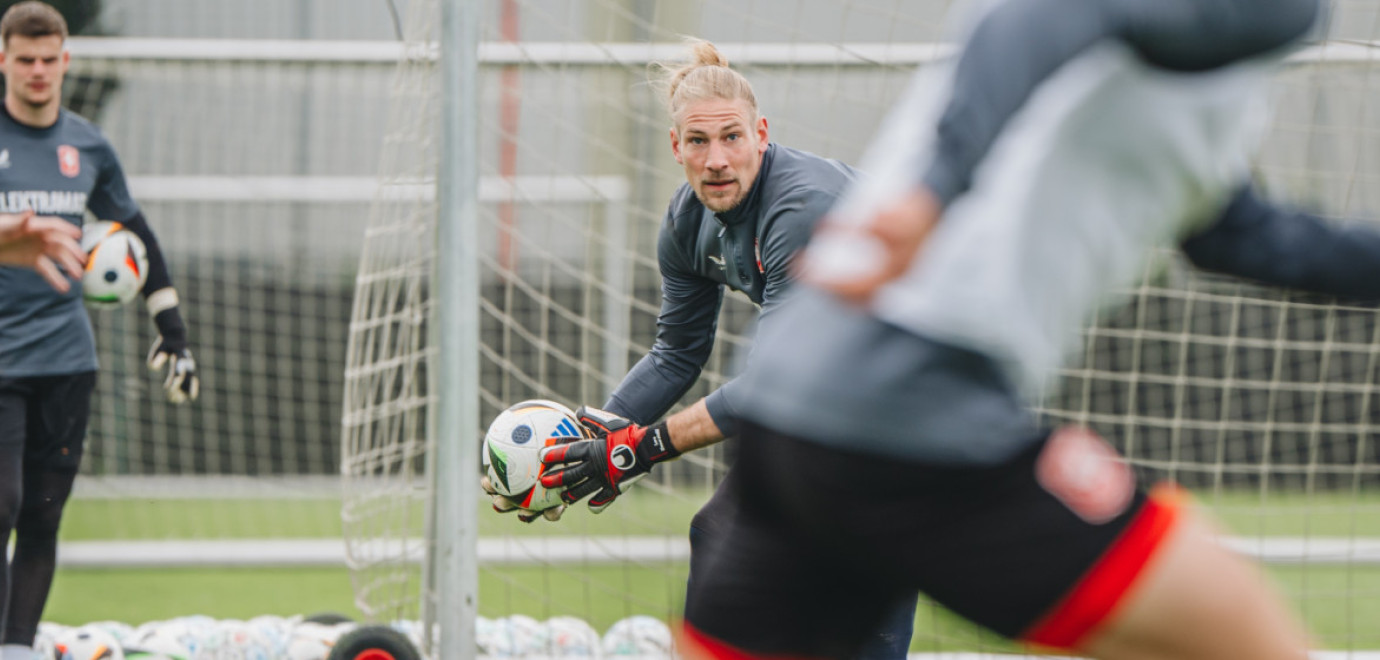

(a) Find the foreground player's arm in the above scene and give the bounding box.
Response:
[921,0,1320,206]
[702,185,835,435]
[0,210,83,291]
[1181,184,1380,298]
[813,0,1320,301]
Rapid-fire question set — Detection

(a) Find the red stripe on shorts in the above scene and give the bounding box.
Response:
[680,621,822,660]
[1020,483,1187,649]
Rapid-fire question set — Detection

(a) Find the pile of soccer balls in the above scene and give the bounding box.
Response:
[33,614,673,659]
[34,615,350,660]
[476,614,674,657]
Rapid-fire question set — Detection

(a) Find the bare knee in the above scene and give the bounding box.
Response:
[1082,510,1310,660]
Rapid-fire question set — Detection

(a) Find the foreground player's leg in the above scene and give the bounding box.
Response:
[1073,507,1310,660]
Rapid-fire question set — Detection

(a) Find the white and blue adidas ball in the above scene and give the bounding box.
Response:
[483,400,587,512]
[80,220,148,308]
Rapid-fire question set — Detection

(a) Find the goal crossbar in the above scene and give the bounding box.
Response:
[65,37,1377,66]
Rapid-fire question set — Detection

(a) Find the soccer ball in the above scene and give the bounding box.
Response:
[80,220,148,307]
[125,617,211,659]
[483,400,588,512]
[478,615,548,657]
[190,619,278,659]
[82,622,135,646]
[601,615,674,657]
[544,616,601,656]
[55,626,124,660]
[34,625,64,660]
[283,622,347,660]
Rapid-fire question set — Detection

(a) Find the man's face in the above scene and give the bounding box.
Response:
[1,34,68,111]
[671,97,769,213]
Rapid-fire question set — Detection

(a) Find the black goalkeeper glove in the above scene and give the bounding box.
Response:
[538,406,679,513]
[147,306,199,404]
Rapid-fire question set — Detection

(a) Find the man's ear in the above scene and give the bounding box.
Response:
[670,127,683,164]
[757,116,769,153]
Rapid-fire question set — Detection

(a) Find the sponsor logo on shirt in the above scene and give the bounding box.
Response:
[707,254,726,271]
[0,149,11,170]
[0,190,88,215]
[57,145,80,177]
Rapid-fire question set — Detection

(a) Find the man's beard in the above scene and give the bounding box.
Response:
[696,182,747,213]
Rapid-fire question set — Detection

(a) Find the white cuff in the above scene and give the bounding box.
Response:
[146,287,180,316]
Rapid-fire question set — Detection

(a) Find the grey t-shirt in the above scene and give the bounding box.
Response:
[739,0,1321,465]
[0,107,141,376]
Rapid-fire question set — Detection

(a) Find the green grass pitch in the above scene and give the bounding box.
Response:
[45,487,1380,651]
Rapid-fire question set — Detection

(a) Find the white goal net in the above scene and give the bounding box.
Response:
[334,0,1380,656]
[65,1,412,562]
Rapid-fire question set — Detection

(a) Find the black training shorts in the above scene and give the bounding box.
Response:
[0,371,97,473]
[683,423,1185,658]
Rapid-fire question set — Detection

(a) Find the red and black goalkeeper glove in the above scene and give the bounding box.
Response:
[539,406,680,513]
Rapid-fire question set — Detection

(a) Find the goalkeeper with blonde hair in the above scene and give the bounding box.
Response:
[486,39,918,659]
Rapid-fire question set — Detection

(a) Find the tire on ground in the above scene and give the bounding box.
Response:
[326,624,422,660]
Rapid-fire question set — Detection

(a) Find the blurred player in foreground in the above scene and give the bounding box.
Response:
[485,39,916,659]
[0,3,199,659]
[674,0,1374,657]
[0,209,81,291]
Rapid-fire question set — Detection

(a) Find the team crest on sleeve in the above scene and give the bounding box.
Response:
[57,145,80,177]
[1036,426,1134,524]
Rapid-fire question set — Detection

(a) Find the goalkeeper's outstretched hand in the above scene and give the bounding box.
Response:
[539,406,679,513]
[480,475,565,523]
